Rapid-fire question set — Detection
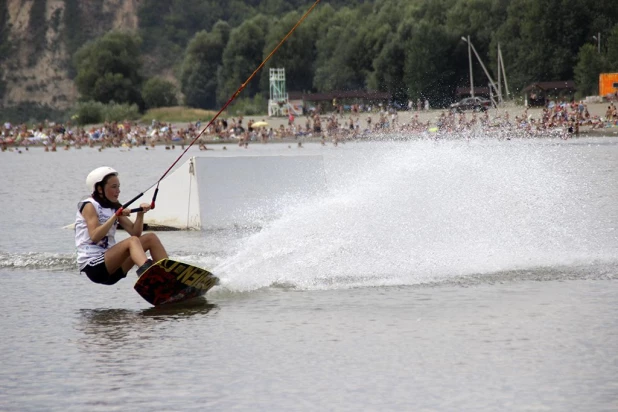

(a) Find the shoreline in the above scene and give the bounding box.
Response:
[242,101,614,130]
[2,102,617,151]
[2,126,616,154]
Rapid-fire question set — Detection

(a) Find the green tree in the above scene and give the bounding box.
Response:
[605,24,618,70]
[446,0,508,46]
[74,31,144,108]
[402,22,458,106]
[137,0,169,52]
[93,72,140,105]
[73,100,104,125]
[574,44,604,97]
[180,21,230,109]
[218,15,269,105]
[138,0,225,73]
[259,9,323,94]
[587,0,618,61]
[142,77,178,109]
[445,0,510,93]
[313,7,367,92]
[355,3,397,88]
[364,1,416,99]
[166,0,224,46]
[495,0,592,91]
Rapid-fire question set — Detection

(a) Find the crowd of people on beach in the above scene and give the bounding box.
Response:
[1,101,617,152]
[311,100,617,142]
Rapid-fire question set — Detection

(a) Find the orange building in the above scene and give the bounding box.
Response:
[599,73,618,97]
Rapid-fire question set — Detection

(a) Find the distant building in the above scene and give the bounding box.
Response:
[522,81,576,107]
[289,91,391,114]
[599,73,618,100]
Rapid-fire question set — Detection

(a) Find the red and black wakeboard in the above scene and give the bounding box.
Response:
[134,258,218,306]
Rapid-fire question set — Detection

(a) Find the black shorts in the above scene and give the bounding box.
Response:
[82,255,127,285]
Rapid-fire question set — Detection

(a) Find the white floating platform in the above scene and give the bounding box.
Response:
[142,155,326,230]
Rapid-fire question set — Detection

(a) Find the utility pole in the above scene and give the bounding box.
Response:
[463,36,500,104]
[462,36,474,98]
[497,43,502,103]
[498,43,510,101]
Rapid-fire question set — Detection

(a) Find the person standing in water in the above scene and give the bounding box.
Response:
[75,166,168,285]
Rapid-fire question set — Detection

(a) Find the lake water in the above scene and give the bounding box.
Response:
[1,136,617,411]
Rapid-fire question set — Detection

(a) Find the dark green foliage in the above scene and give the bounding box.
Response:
[138,0,366,53]
[495,0,594,91]
[228,93,268,116]
[574,45,604,98]
[72,100,141,125]
[313,7,367,92]
[74,32,144,108]
[73,100,104,125]
[402,23,458,106]
[605,24,618,71]
[1,102,66,124]
[217,15,270,105]
[258,9,323,94]
[180,21,230,109]
[63,0,123,77]
[142,77,178,109]
[169,0,618,107]
[103,101,141,122]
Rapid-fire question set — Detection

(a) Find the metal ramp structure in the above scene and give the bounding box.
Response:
[268,68,289,117]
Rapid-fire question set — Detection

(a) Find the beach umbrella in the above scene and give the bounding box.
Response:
[252,121,269,128]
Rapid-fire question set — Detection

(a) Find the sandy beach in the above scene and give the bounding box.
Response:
[2,101,616,152]
[243,101,616,135]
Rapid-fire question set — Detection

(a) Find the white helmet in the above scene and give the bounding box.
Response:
[86,166,118,193]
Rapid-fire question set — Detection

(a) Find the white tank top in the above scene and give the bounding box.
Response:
[75,197,118,270]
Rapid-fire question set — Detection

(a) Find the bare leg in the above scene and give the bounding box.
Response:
[116,233,169,275]
[120,255,137,275]
[139,233,168,262]
[104,236,149,274]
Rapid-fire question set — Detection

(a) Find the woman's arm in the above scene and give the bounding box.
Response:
[118,203,151,236]
[82,203,118,243]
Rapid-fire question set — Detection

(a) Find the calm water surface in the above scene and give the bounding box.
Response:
[1,137,617,411]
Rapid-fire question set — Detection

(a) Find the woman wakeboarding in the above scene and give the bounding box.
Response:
[75,166,168,285]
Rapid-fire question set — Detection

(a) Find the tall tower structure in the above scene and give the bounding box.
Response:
[268,68,288,117]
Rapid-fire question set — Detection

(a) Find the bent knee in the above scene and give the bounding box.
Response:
[141,232,157,241]
[128,235,142,245]
[140,232,160,244]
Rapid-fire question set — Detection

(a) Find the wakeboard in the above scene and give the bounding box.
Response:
[134,258,218,306]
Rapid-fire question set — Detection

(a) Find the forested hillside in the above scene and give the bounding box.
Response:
[1,0,617,123]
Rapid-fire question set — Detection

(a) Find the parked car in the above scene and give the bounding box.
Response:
[449,97,492,112]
